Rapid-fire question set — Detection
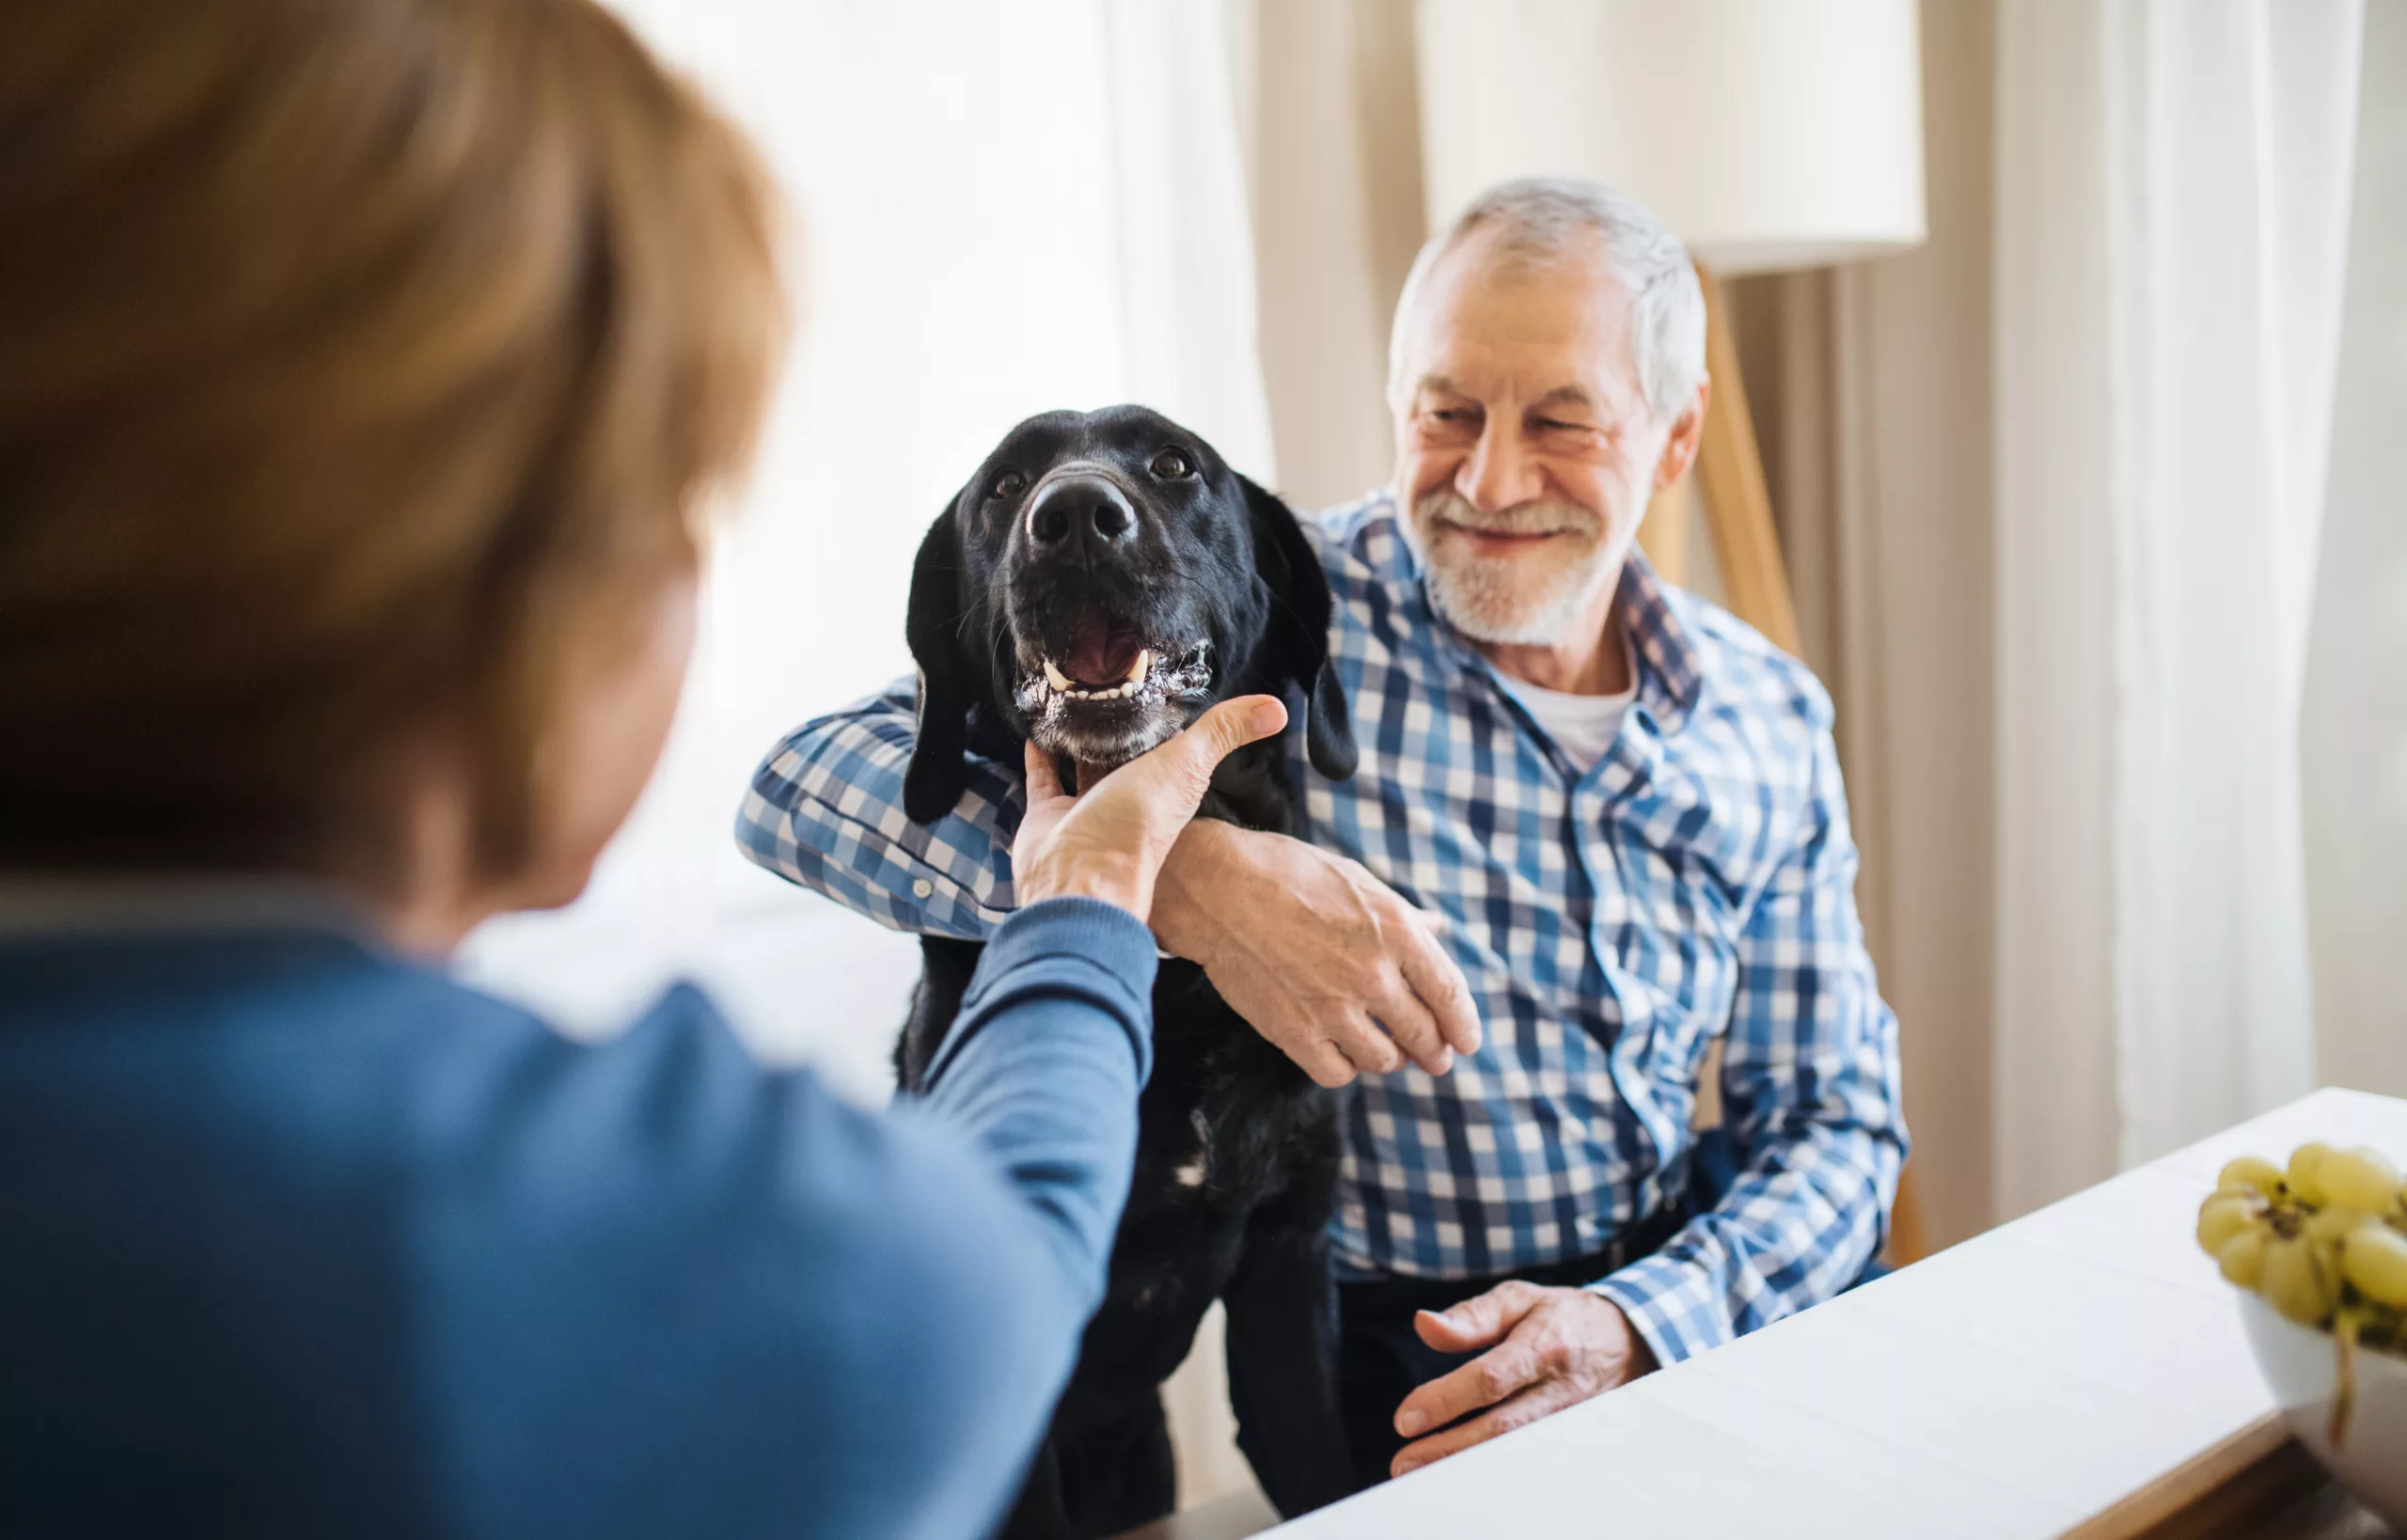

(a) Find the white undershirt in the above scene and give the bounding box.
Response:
[1491,635,1640,775]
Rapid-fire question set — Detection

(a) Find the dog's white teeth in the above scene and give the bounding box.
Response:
[1043,659,1150,701]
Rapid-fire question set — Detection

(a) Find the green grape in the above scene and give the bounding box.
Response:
[2289,1143,2336,1207]
[2340,1225,2407,1308]
[2306,1207,2375,1247]
[2319,1148,2403,1215]
[2218,1227,2270,1288]
[2217,1155,2286,1196]
[2262,1236,2337,1326]
[2197,1194,2263,1254]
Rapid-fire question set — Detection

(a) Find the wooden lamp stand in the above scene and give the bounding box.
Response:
[1641,264,1928,1266]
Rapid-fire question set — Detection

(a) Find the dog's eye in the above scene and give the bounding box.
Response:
[1151,448,1195,480]
[989,470,1028,500]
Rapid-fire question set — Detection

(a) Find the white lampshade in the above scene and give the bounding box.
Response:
[1413,0,1927,275]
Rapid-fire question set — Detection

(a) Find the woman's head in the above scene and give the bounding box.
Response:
[0,0,783,931]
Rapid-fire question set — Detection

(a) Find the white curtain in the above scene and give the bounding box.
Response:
[453,0,1270,1511]
[1994,0,2364,1215]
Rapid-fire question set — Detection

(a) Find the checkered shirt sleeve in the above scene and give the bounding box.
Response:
[1588,723,1904,1366]
[734,682,1021,941]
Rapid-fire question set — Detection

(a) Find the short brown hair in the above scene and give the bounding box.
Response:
[0,0,783,886]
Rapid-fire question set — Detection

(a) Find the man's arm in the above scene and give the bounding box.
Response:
[736,681,1022,941]
[1149,822,1480,1084]
[739,685,1481,1081]
[1591,726,1908,1365]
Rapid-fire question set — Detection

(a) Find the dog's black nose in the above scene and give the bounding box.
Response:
[1027,476,1138,557]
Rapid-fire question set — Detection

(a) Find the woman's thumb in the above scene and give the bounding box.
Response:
[1117,695,1287,817]
[1184,695,1288,769]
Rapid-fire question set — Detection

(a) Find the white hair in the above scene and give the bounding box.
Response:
[1386,177,1707,422]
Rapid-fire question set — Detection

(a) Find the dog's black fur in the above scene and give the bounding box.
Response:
[898,406,1357,1540]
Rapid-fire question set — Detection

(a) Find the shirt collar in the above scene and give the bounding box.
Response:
[1615,549,1704,731]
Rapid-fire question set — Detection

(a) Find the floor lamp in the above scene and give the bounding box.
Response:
[1413,0,1932,1262]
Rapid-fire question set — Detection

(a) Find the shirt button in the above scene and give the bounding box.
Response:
[911,878,935,899]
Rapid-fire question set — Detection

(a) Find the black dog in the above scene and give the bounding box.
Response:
[899,406,1357,1539]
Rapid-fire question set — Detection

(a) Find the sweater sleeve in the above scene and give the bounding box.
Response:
[412,899,1157,1540]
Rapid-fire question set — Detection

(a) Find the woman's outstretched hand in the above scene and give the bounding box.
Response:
[1012,696,1287,923]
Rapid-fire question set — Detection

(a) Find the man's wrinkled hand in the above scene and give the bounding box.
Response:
[1389,1281,1658,1478]
[1146,822,1481,1086]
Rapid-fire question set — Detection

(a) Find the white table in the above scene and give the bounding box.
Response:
[1252,1087,2407,1540]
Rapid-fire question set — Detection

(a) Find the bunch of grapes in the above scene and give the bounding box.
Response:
[2198,1142,2407,1445]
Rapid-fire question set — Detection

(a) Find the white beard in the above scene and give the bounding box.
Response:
[1403,489,1619,645]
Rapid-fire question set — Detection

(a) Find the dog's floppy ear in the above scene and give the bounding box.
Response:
[903,501,982,824]
[1242,475,1358,781]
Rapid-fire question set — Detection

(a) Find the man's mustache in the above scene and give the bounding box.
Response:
[1414,490,1600,541]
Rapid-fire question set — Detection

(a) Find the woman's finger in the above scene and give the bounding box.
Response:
[1024,740,1066,803]
[1127,696,1287,809]
[1187,694,1289,759]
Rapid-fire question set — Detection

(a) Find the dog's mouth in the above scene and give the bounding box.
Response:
[1044,613,1155,699]
[1013,609,1214,762]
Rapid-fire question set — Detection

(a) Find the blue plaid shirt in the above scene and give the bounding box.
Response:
[736,494,1906,1366]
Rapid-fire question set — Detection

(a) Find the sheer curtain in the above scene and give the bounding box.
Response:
[454,1,1271,1508]
[1993,0,2365,1214]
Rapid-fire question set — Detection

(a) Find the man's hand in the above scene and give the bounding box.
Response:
[1389,1282,1658,1478]
[1146,821,1481,1086]
[1011,697,1287,922]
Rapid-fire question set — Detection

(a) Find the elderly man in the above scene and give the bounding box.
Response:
[739,178,1906,1489]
